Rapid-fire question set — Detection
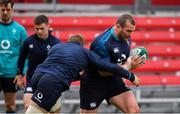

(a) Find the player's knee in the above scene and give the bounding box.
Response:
[126,104,140,113]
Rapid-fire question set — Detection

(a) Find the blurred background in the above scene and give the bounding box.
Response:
[0,0,180,113]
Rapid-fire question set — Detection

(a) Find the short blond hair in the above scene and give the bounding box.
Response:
[68,34,85,46]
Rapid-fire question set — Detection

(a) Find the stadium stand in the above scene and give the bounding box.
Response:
[151,0,180,6]
[58,0,134,5]
[13,16,180,30]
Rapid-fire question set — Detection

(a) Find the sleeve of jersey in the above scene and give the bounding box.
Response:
[90,39,110,60]
[87,50,135,81]
[17,40,29,75]
[20,26,28,45]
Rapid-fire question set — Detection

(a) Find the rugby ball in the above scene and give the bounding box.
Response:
[129,46,148,60]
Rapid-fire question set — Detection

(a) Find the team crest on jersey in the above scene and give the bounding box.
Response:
[29,44,33,48]
[47,45,51,51]
[113,47,119,53]
[12,29,17,34]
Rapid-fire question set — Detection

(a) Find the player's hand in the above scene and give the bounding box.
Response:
[79,70,86,78]
[129,55,145,70]
[132,75,140,87]
[13,75,25,89]
[120,56,132,70]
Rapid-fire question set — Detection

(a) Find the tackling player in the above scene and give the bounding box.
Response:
[14,14,60,112]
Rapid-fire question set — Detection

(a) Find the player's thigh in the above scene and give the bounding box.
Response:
[109,91,139,112]
[80,80,107,110]
[49,97,61,113]
[26,100,48,113]
[80,108,98,114]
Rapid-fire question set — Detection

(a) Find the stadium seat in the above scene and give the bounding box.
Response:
[134,60,180,72]
[151,0,180,6]
[27,30,180,43]
[71,75,180,86]
[145,45,180,57]
[14,16,180,30]
[132,31,180,42]
[124,75,180,86]
[24,0,43,3]
[58,0,134,5]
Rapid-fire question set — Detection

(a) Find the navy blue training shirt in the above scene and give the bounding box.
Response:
[17,32,60,81]
[91,27,131,64]
[34,42,134,87]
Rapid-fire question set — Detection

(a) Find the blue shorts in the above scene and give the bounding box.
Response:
[0,77,17,92]
[80,76,130,110]
[30,72,69,112]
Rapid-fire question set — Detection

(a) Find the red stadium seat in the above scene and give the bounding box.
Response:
[71,75,180,86]
[145,45,180,57]
[134,60,180,72]
[132,31,180,42]
[124,75,180,86]
[27,30,180,43]
[58,0,134,5]
[151,0,180,6]
[24,0,43,3]
[14,16,180,30]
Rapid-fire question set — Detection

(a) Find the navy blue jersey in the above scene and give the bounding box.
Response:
[91,27,131,64]
[85,27,132,78]
[34,42,134,87]
[17,32,60,79]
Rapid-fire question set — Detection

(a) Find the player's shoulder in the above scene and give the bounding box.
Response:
[25,34,37,42]
[13,21,25,28]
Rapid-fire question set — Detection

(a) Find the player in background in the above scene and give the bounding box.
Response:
[25,34,140,113]
[80,14,145,113]
[14,14,60,112]
[0,0,27,113]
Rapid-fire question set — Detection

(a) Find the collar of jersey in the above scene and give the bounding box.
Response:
[0,20,14,26]
[111,27,120,41]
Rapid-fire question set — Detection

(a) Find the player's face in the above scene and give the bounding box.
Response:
[34,23,49,40]
[118,20,136,40]
[0,3,13,23]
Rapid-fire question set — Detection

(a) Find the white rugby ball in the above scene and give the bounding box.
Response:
[130,46,148,60]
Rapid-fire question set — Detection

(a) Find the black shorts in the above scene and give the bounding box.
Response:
[31,72,69,112]
[0,77,17,92]
[80,76,131,110]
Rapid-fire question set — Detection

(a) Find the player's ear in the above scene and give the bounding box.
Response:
[116,24,121,31]
[47,24,50,28]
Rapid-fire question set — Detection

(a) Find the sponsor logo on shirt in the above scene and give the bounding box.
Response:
[118,54,127,64]
[34,91,43,103]
[90,102,97,108]
[29,44,33,48]
[0,40,12,54]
